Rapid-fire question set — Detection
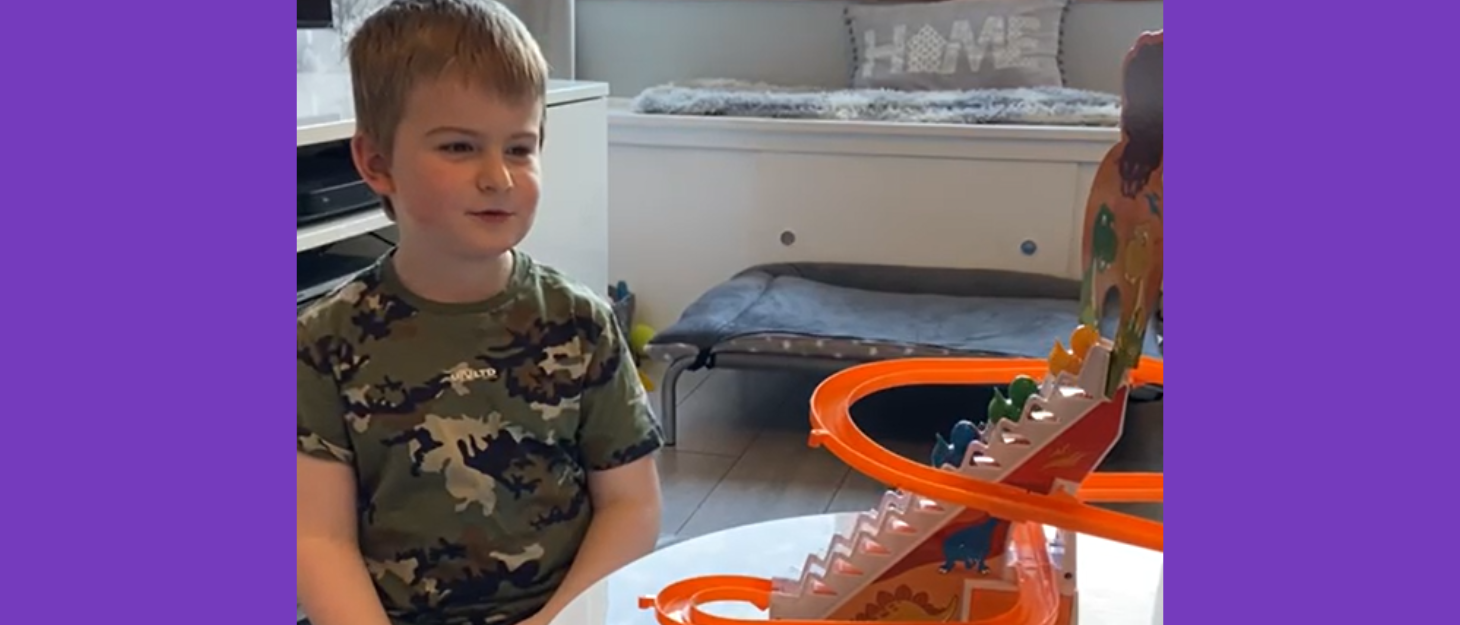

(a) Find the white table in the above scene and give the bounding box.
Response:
[551,512,1163,625]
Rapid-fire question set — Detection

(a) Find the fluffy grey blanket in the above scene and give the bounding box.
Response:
[630,79,1121,127]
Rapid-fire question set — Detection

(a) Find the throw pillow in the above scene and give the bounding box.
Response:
[845,0,1070,91]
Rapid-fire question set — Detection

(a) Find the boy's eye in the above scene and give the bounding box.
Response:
[508,145,536,157]
[439,142,475,154]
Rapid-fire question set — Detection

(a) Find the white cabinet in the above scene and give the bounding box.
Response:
[606,112,1119,330]
[519,95,610,295]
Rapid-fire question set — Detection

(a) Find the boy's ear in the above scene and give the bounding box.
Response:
[350,132,396,197]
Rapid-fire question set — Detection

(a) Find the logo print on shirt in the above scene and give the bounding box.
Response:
[448,367,499,384]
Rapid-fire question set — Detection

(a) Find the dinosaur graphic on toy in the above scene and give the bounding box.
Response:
[938,517,1002,575]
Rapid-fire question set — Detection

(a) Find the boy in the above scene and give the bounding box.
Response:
[295,2,664,625]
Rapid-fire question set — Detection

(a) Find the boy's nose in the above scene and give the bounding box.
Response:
[476,162,513,192]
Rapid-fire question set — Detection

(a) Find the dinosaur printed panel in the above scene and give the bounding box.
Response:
[823,578,1075,623]
[816,488,1020,623]
[822,512,1009,623]
[822,516,1077,624]
[1079,30,1164,397]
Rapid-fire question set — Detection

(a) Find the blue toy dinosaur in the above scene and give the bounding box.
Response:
[930,420,981,468]
[939,517,1002,574]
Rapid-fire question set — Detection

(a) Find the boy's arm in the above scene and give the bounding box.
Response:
[297,327,392,625]
[533,311,665,623]
[297,454,393,625]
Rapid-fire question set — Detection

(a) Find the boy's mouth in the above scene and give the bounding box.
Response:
[468,209,514,220]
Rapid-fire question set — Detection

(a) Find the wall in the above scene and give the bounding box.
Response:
[299,1,1163,95]
[576,0,1162,96]
[298,0,577,76]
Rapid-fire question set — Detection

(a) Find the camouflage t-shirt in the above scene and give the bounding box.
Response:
[297,250,663,625]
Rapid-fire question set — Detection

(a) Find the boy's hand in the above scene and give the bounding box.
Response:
[530,457,662,625]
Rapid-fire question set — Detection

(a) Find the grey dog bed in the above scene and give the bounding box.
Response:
[647,263,1160,445]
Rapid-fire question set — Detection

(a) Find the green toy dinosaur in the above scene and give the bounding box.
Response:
[987,375,1041,425]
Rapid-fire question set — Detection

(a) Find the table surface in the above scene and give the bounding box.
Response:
[551,512,1162,625]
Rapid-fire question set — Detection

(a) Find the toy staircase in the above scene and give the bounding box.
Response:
[767,486,974,620]
[767,342,1115,621]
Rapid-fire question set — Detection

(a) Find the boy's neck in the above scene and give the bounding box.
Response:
[390,245,516,305]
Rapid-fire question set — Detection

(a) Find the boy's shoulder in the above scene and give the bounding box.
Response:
[515,253,615,320]
[296,259,393,345]
[296,252,616,347]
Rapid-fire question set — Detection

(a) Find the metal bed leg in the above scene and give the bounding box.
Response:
[657,356,695,446]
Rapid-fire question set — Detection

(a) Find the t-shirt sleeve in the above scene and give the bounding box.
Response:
[578,306,664,471]
[297,322,355,464]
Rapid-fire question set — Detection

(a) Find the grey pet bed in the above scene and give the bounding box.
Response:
[646,262,1161,445]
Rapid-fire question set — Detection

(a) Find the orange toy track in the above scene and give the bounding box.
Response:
[1078,472,1163,503]
[639,522,1059,625]
[806,357,1163,552]
[639,357,1163,625]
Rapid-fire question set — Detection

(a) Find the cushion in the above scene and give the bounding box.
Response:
[845,0,1070,91]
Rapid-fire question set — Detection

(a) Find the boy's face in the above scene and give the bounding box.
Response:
[355,78,543,261]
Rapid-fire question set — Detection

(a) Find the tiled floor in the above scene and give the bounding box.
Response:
[651,367,1164,547]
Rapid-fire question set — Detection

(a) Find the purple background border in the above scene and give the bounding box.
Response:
[1166,0,1460,622]
[2,0,1454,623]
[3,2,299,623]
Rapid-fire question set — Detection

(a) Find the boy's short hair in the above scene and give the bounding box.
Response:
[346,0,550,218]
